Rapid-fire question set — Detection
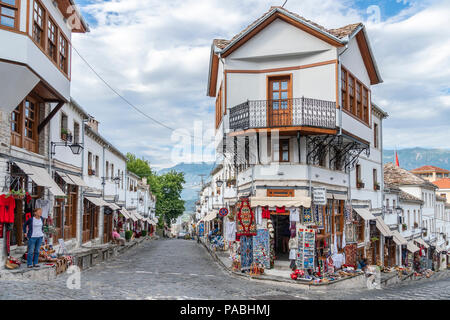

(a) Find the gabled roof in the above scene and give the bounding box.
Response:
[399,191,423,204]
[56,0,89,33]
[433,178,450,189]
[207,6,381,97]
[411,165,450,174]
[384,163,437,189]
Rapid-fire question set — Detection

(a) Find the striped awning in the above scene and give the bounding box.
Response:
[414,238,429,249]
[391,231,407,246]
[407,241,420,253]
[354,208,376,221]
[15,162,65,197]
[119,208,131,220]
[85,197,109,207]
[375,216,393,237]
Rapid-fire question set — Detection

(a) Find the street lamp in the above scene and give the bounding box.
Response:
[51,141,84,156]
[216,179,223,187]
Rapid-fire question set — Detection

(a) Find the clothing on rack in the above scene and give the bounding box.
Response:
[224,221,236,242]
[0,195,16,224]
[36,199,51,219]
[289,208,300,222]
[261,206,271,219]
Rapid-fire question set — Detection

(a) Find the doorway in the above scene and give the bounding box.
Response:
[270,213,291,261]
[268,75,292,127]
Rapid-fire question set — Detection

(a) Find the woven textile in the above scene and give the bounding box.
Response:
[302,207,314,225]
[314,205,323,228]
[253,229,270,269]
[240,236,254,271]
[236,198,257,236]
[344,244,357,267]
[345,223,357,243]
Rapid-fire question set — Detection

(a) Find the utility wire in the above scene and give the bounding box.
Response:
[72,45,204,142]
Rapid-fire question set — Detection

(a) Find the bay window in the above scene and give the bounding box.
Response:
[33,0,45,48]
[0,0,18,29]
[341,66,370,125]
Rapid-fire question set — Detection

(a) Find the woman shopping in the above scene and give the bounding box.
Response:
[23,208,44,268]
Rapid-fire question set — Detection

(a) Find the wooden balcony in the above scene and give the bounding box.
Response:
[229,97,336,136]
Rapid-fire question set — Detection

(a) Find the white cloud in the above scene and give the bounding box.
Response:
[70,0,450,166]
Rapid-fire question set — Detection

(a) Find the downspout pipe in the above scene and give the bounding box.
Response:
[338,44,349,136]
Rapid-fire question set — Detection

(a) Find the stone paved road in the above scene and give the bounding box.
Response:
[0,239,449,300]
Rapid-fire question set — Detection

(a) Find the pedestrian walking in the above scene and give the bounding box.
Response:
[23,208,44,268]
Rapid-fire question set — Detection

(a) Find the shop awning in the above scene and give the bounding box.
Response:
[205,211,218,221]
[375,216,393,237]
[391,231,407,246]
[414,238,429,249]
[128,210,139,222]
[354,208,376,221]
[407,241,420,253]
[85,197,111,208]
[135,213,145,221]
[326,193,347,200]
[15,162,65,197]
[250,195,311,208]
[56,172,73,185]
[105,202,120,210]
[66,174,89,187]
[119,208,131,220]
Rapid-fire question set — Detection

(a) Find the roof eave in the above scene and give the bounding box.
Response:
[219,7,345,56]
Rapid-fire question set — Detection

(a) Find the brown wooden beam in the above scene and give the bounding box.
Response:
[38,101,64,133]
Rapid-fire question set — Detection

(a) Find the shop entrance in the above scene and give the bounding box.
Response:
[270,212,290,261]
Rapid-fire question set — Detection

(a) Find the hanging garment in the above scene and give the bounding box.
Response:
[35,199,51,219]
[289,208,300,222]
[240,236,254,271]
[342,231,346,249]
[332,253,346,269]
[290,222,296,238]
[236,198,257,237]
[254,207,262,226]
[224,221,236,242]
[253,229,270,269]
[0,196,16,224]
[276,206,286,214]
[288,237,298,250]
[314,205,324,228]
[289,249,298,260]
[261,206,271,219]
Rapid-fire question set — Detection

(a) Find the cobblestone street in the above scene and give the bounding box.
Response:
[0,239,449,300]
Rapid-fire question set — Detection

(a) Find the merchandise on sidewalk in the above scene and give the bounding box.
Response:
[240,235,253,271]
[296,227,315,270]
[253,229,270,269]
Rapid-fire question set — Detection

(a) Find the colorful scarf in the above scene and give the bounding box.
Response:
[302,207,314,225]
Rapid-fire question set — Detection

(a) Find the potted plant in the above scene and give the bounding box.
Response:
[414,222,419,229]
[88,169,96,176]
[141,230,147,237]
[357,180,365,189]
[61,128,68,141]
[402,223,407,231]
[9,189,25,200]
[125,230,133,241]
[370,236,379,242]
[227,177,236,187]
[374,182,380,191]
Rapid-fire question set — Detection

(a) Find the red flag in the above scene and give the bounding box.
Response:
[395,150,400,167]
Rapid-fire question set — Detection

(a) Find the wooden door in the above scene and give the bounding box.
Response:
[103,214,113,243]
[268,76,292,127]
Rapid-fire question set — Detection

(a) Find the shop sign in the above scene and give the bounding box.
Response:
[312,187,326,205]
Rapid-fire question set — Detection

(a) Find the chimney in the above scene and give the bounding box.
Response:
[87,118,99,132]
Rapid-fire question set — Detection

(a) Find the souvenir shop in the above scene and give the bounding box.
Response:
[1,162,74,270]
[222,195,366,282]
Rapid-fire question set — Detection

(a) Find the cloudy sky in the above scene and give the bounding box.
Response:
[70,0,450,169]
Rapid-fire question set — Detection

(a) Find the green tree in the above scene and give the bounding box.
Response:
[126,153,185,227]
[126,153,153,178]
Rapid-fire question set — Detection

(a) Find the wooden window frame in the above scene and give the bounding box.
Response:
[267,189,294,197]
[32,0,45,48]
[10,96,40,153]
[373,123,378,149]
[373,168,378,190]
[215,84,223,129]
[341,66,371,126]
[356,164,363,188]
[279,139,290,163]
[47,17,58,63]
[0,0,20,31]
[59,32,68,74]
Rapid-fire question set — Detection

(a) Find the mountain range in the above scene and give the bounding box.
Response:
[160,148,450,213]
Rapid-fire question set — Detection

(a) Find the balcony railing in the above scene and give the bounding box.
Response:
[229,97,336,131]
